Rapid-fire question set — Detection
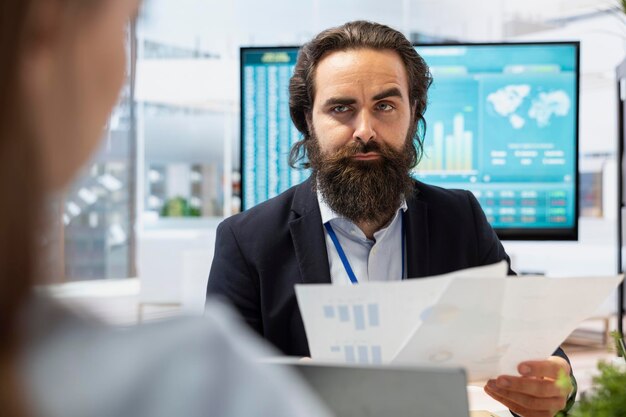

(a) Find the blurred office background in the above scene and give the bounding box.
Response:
[52,0,625,326]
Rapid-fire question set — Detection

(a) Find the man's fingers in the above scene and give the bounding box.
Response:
[484,357,571,416]
[518,357,571,380]
[485,382,564,417]
[495,376,562,398]
[484,384,555,417]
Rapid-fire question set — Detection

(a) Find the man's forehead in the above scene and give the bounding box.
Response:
[316,48,405,72]
[313,48,410,99]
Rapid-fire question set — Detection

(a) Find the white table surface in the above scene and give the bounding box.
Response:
[467,385,512,416]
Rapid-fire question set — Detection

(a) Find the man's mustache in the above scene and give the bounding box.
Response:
[333,140,386,159]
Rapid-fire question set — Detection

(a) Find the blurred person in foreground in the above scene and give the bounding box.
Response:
[0,1,331,417]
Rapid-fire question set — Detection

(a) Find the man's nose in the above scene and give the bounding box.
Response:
[353,110,376,143]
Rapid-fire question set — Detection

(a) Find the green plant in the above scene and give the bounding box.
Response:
[566,332,626,417]
[615,330,626,359]
[161,196,201,218]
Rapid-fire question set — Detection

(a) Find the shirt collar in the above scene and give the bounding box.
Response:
[317,191,408,225]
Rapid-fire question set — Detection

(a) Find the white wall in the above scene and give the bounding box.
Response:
[138,220,218,314]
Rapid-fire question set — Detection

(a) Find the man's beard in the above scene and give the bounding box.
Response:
[308,131,416,226]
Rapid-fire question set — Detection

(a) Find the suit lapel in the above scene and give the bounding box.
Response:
[405,185,430,278]
[289,179,332,284]
[289,179,430,282]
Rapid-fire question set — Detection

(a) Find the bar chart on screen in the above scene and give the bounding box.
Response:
[416,113,476,174]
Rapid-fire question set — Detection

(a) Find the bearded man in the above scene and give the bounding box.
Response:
[207,20,575,417]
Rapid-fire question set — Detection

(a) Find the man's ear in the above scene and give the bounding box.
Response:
[410,100,419,125]
[305,111,313,136]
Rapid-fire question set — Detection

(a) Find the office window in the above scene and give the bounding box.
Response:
[61,25,137,281]
[136,24,235,222]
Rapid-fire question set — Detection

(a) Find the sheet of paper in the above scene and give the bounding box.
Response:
[295,261,508,364]
[392,275,623,381]
[296,261,623,382]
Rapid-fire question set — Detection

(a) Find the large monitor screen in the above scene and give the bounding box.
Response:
[240,42,579,240]
[240,48,308,210]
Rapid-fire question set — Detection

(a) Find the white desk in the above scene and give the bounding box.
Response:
[467,385,512,416]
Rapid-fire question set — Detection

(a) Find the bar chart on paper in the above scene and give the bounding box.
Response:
[323,303,383,364]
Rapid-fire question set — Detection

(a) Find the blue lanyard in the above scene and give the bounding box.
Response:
[324,215,405,284]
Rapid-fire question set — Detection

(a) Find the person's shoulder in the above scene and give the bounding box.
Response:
[126,302,331,417]
[137,301,274,356]
[20,299,228,417]
[24,299,330,417]
[24,301,326,417]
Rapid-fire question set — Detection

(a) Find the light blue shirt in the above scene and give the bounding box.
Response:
[318,193,408,285]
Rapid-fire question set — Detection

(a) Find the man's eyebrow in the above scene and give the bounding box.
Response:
[372,87,403,101]
[322,97,357,107]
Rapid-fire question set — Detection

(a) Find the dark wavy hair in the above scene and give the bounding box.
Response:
[288,20,432,169]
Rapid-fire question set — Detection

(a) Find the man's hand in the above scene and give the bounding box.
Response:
[484,356,572,417]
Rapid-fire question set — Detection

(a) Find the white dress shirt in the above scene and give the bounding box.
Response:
[318,193,408,285]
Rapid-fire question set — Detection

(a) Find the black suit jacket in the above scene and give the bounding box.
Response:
[207,178,517,356]
[208,178,575,414]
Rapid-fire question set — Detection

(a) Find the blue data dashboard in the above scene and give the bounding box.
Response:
[241,49,307,210]
[240,43,579,240]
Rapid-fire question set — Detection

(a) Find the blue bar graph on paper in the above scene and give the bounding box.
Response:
[353,305,365,330]
[338,305,350,322]
[344,346,356,363]
[336,345,383,364]
[322,303,381,330]
[358,346,369,364]
[371,346,382,364]
[368,304,379,327]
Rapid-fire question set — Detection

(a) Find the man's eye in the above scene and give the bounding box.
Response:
[331,105,350,113]
[377,103,394,111]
